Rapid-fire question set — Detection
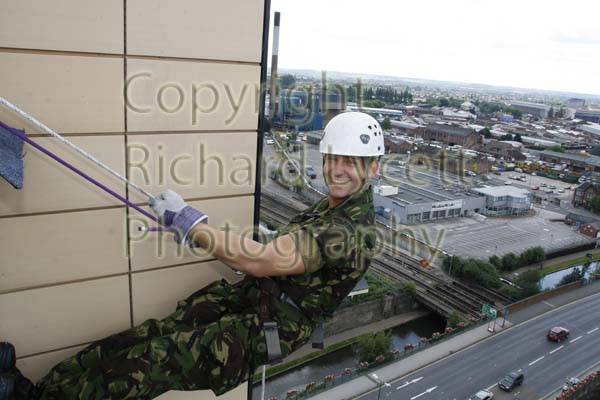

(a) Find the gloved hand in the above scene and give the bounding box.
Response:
[149,190,208,244]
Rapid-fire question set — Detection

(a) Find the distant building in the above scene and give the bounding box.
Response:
[580,221,600,238]
[565,212,596,227]
[572,182,600,209]
[510,101,551,119]
[567,98,586,109]
[540,151,600,173]
[581,123,600,137]
[441,109,476,121]
[575,110,600,123]
[472,186,532,216]
[384,136,413,154]
[390,120,425,136]
[482,141,526,161]
[419,124,482,149]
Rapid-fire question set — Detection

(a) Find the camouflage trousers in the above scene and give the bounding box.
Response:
[31,279,313,399]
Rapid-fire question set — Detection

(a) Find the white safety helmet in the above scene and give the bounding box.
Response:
[319,112,385,157]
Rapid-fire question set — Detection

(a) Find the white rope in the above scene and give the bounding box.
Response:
[0,96,155,200]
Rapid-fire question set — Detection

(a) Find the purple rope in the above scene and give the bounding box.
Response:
[0,120,160,224]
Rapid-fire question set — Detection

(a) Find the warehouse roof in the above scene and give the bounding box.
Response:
[473,186,530,198]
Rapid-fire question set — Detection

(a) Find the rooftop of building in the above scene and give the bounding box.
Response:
[425,123,475,136]
[472,185,530,198]
[541,150,600,166]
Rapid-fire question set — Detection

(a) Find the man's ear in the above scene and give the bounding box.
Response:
[367,159,380,179]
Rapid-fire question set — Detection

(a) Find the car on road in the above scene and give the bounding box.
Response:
[547,326,570,342]
[499,371,524,391]
[468,389,494,400]
[304,166,317,179]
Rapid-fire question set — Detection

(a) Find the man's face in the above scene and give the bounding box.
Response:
[323,154,378,206]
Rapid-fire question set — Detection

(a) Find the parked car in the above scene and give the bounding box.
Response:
[547,326,570,342]
[558,188,565,193]
[504,181,512,185]
[469,389,494,400]
[546,190,554,194]
[499,371,524,391]
[531,185,540,190]
[265,139,274,145]
[541,183,547,187]
[549,185,557,189]
[493,171,501,176]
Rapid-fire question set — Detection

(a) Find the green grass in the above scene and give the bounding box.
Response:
[542,253,600,275]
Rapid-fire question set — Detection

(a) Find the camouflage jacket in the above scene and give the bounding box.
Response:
[270,186,376,322]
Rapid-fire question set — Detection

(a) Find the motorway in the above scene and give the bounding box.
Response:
[355,292,600,400]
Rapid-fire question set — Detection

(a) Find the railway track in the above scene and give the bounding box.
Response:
[260,191,510,317]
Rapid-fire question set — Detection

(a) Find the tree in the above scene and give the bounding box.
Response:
[381,117,392,130]
[558,268,584,286]
[479,127,492,139]
[439,98,450,107]
[504,106,523,119]
[520,247,545,266]
[447,310,467,328]
[514,269,543,297]
[499,134,514,141]
[402,281,417,298]
[549,145,565,153]
[501,253,521,271]
[514,134,523,142]
[488,255,501,268]
[354,331,392,363]
[590,195,600,214]
[279,74,296,89]
[547,107,554,119]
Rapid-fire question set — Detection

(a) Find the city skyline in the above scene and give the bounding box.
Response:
[269,0,600,96]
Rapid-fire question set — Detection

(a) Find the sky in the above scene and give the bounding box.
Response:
[268,0,600,96]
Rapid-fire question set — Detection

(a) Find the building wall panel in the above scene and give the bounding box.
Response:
[0,0,123,54]
[0,52,124,134]
[0,208,128,293]
[0,276,130,357]
[131,260,241,325]
[127,132,257,203]
[127,0,263,62]
[126,59,260,132]
[129,196,255,271]
[0,135,126,216]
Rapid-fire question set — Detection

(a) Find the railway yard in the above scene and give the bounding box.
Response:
[260,190,511,318]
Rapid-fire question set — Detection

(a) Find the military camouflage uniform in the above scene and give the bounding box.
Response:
[29,187,375,399]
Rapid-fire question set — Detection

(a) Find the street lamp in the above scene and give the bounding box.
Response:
[370,373,391,400]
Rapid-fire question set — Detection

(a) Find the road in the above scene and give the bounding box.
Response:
[355,292,600,400]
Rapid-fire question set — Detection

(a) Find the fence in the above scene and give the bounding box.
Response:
[270,318,485,400]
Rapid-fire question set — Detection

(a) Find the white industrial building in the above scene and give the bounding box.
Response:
[472,186,532,216]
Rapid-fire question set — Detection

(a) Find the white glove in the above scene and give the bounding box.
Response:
[149,190,208,244]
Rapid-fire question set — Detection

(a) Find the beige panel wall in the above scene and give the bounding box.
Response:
[130,196,255,271]
[131,260,241,325]
[0,0,123,54]
[1,2,265,399]
[0,135,126,216]
[0,276,131,357]
[0,208,128,292]
[0,51,124,134]
[126,59,260,132]
[127,0,263,62]
[127,132,257,203]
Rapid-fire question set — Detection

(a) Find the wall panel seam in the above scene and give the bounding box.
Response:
[0,47,124,59]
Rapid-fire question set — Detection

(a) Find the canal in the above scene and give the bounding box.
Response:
[252,313,446,400]
[539,261,597,290]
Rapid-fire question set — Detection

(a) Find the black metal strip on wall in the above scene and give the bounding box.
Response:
[252,0,272,242]
[249,0,271,398]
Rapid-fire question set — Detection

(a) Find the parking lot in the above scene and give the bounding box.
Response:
[409,208,594,260]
